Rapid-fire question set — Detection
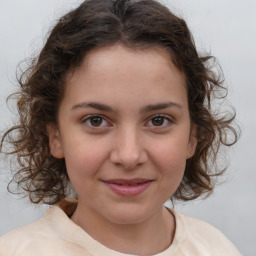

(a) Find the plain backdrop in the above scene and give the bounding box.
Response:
[0,1,255,255]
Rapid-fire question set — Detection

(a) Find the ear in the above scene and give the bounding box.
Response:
[47,124,64,159]
[186,124,198,159]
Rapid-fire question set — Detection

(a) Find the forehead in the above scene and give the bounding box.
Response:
[66,44,186,86]
[63,44,187,109]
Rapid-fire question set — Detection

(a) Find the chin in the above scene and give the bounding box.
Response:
[103,203,157,225]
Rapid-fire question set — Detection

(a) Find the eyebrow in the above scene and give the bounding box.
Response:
[72,102,114,112]
[141,102,182,113]
[71,101,182,112]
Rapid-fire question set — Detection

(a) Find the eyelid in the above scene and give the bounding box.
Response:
[81,114,112,128]
[145,114,174,128]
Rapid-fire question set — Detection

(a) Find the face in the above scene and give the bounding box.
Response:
[48,44,197,226]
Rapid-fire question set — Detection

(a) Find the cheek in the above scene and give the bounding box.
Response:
[150,136,188,178]
[148,139,187,200]
[63,137,110,180]
[152,135,188,162]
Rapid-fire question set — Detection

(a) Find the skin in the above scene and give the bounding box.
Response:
[47,44,197,255]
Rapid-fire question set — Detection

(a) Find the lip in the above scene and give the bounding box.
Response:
[102,178,153,196]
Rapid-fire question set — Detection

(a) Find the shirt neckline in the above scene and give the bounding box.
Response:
[45,198,184,256]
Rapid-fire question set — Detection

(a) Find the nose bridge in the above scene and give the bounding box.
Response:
[110,124,147,169]
[121,124,140,155]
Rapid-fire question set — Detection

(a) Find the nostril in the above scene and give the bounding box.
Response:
[109,148,148,170]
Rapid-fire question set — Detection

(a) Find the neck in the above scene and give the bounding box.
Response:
[71,202,175,255]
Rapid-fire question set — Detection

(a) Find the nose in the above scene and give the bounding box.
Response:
[109,127,148,170]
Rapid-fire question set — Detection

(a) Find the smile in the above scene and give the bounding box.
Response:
[102,178,153,196]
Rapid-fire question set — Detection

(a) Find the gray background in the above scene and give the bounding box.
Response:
[0,1,255,255]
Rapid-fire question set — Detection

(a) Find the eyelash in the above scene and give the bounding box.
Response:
[82,115,110,129]
[81,114,173,130]
[146,115,173,128]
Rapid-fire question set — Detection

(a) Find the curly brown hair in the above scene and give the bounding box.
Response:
[1,0,238,205]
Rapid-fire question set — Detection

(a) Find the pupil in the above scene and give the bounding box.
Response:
[90,117,102,127]
[152,117,164,126]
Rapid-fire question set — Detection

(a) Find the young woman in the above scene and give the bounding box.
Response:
[0,0,241,255]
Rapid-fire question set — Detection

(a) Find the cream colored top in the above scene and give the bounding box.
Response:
[0,199,242,256]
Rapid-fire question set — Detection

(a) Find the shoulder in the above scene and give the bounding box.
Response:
[0,199,90,256]
[0,208,60,256]
[171,210,243,256]
[0,202,75,256]
[0,217,49,255]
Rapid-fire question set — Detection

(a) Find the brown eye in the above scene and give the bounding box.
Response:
[89,116,103,127]
[146,115,172,129]
[83,115,110,128]
[151,116,165,126]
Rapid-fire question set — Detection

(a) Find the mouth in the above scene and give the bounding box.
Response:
[102,178,153,196]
